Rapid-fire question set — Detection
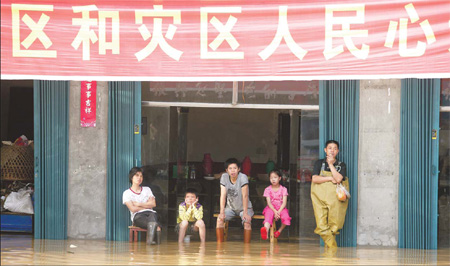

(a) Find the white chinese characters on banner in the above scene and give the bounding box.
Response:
[11,4,57,58]
[4,1,449,80]
[72,5,120,60]
[200,7,243,59]
[135,5,183,61]
[323,4,369,60]
[384,3,436,57]
[259,6,307,61]
[9,3,447,62]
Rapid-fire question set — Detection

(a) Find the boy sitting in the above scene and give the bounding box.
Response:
[176,188,206,243]
[216,158,254,243]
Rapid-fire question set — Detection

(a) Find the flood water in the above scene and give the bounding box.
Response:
[1,232,449,265]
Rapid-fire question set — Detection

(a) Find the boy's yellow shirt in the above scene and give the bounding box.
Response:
[177,202,203,223]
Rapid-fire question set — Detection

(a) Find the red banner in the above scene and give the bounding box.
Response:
[80,81,96,127]
[1,0,449,81]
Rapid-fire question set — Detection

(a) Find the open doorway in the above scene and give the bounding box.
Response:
[140,105,320,242]
[439,78,450,248]
[1,80,34,234]
[139,80,320,242]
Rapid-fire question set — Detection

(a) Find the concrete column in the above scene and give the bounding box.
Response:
[358,79,401,246]
[68,81,108,239]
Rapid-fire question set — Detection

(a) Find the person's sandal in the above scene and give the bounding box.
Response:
[274,230,281,238]
[260,227,268,240]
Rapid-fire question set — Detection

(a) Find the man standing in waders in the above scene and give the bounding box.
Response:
[311,140,349,251]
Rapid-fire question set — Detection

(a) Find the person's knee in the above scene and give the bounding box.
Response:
[265,212,274,219]
[265,211,274,220]
[283,217,291,225]
[281,212,289,220]
[180,220,189,228]
[216,218,224,228]
[244,222,252,230]
[196,220,205,228]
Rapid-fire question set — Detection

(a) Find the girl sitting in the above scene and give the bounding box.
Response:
[260,169,291,240]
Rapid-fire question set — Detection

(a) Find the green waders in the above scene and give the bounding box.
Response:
[311,170,349,248]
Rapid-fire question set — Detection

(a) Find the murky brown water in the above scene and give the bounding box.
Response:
[1,233,449,265]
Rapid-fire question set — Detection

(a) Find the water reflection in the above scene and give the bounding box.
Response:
[1,233,449,265]
[397,248,438,265]
[177,242,206,265]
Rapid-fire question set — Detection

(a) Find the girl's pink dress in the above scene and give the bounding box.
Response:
[262,185,291,225]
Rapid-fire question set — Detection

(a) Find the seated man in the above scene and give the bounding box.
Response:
[216,158,254,243]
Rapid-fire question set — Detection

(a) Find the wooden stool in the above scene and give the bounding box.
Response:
[269,219,277,244]
[128,226,147,242]
[255,215,278,243]
[213,214,276,243]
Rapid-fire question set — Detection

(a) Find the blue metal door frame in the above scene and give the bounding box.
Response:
[33,80,69,239]
[399,78,440,249]
[319,80,359,247]
[106,81,141,241]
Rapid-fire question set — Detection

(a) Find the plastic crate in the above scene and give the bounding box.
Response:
[1,212,33,233]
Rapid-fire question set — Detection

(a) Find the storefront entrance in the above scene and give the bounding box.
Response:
[139,81,321,242]
[141,106,323,242]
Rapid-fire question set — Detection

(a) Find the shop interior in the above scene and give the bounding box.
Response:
[1,80,34,233]
[139,81,323,242]
[140,105,321,241]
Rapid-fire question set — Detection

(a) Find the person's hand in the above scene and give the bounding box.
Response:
[326,154,335,165]
[218,212,225,221]
[243,213,252,224]
[330,176,337,184]
[191,199,198,209]
[274,211,281,220]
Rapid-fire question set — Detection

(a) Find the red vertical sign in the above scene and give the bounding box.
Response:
[80,81,97,127]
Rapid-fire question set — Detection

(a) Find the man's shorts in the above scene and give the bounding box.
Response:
[224,208,254,224]
[175,222,197,234]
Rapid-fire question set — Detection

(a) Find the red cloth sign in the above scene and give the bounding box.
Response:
[1,0,449,81]
[80,81,96,127]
